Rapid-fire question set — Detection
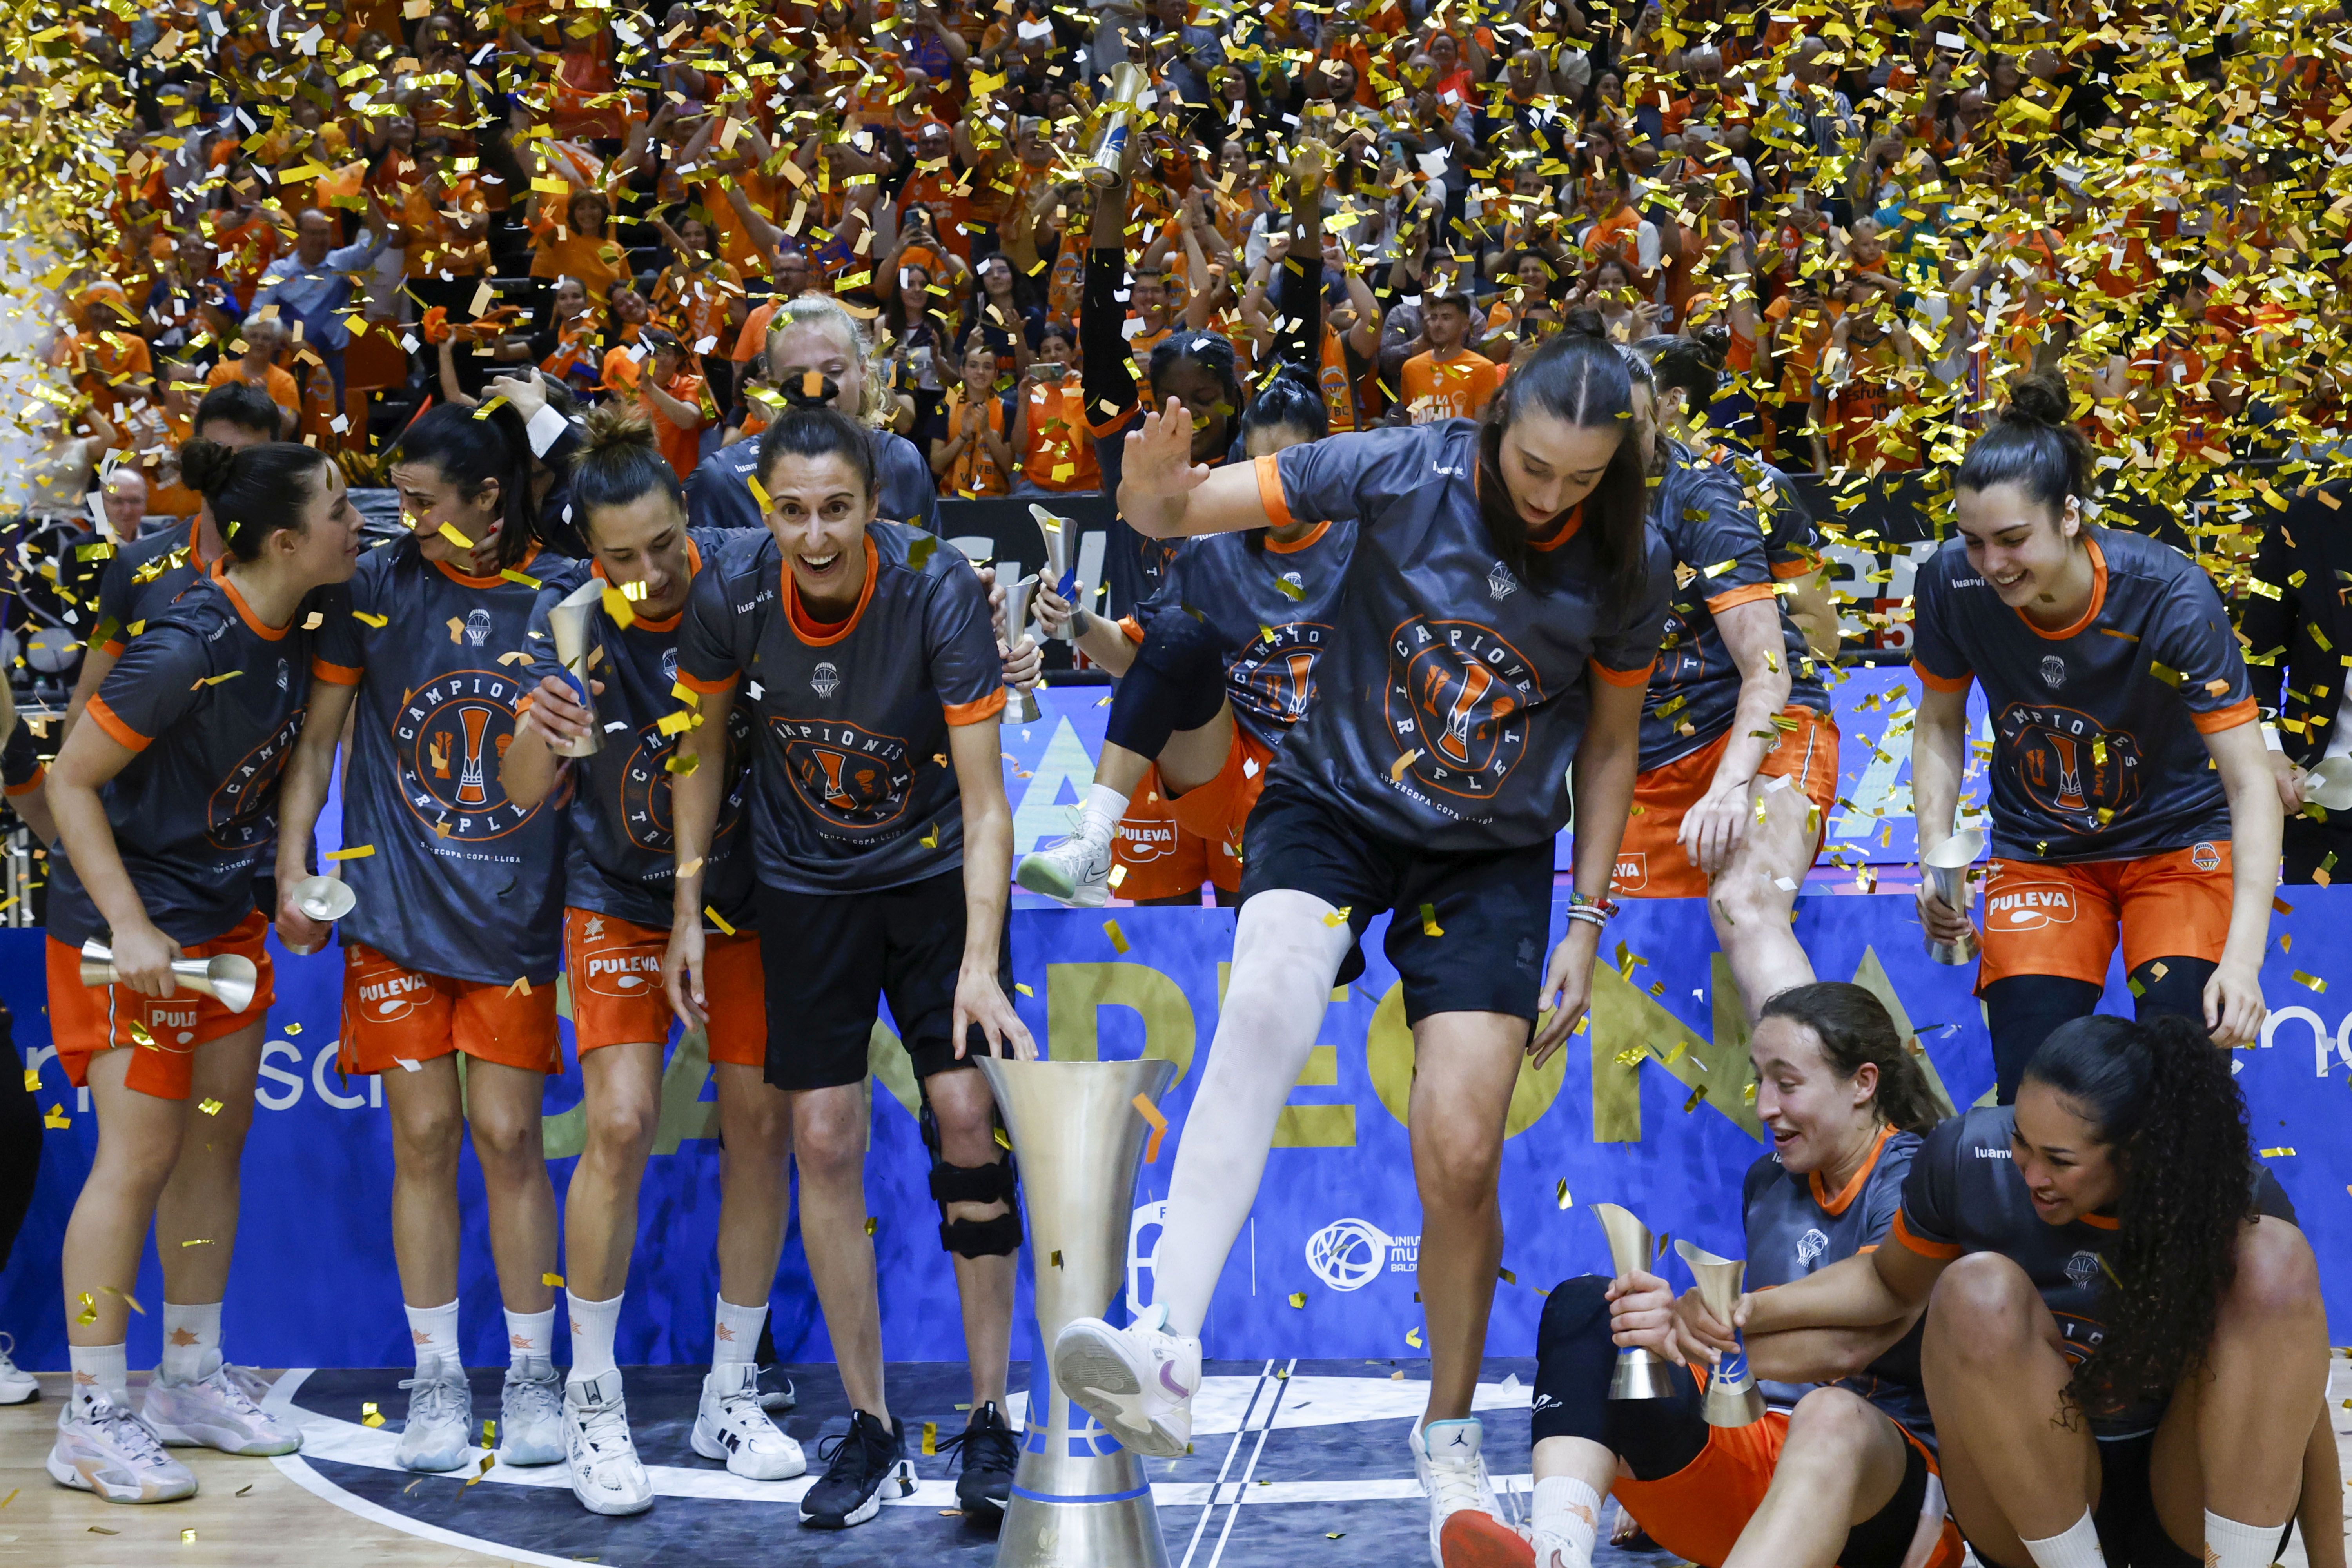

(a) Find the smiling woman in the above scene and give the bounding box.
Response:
[1053,314,1675,1558]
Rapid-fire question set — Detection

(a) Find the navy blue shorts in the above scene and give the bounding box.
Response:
[1238,783,1555,1027]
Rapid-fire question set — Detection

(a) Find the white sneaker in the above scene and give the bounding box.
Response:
[220,1363,276,1406]
[0,1334,37,1405]
[1051,1301,1199,1458]
[563,1370,653,1516]
[1412,1417,1504,1568]
[1016,833,1112,907]
[693,1362,807,1480]
[47,1395,198,1503]
[394,1370,474,1472]
[142,1365,301,1455]
[498,1359,564,1466]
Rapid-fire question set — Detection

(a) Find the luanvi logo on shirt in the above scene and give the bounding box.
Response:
[1385,619,1541,801]
[395,670,540,841]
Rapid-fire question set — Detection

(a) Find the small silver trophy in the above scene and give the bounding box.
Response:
[1921,827,1984,965]
[279,874,356,956]
[79,940,260,1014]
[1674,1238,1765,1427]
[1031,504,1073,643]
[1005,573,1042,724]
[544,578,606,759]
[1592,1203,1672,1399]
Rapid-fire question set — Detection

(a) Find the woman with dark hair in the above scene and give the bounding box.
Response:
[663,405,1036,1530]
[1910,372,2279,1101]
[495,406,801,1517]
[1700,1012,2336,1568]
[955,251,1042,377]
[42,440,363,1503]
[1467,982,1960,1568]
[1054,312,1671,1556]
[1019,362,1350,907]
[270,402,572,1477]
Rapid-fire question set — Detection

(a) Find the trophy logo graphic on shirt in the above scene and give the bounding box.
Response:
[464,608,491,647]
[776,717,912,830]
[1387,619,1541,802]
[398,670,539,841]
[453,705,494,806]
[1996,702,2141,835]
[1433,660,1494,764]
[1228,623,1328,732]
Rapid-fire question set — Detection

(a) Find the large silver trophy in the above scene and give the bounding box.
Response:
[1921,828,1984,966]
[79,940,259,1013]
[1592,1203,1672,1399]
[976,1055,1177,1568]
[1673,1239,1764,1427]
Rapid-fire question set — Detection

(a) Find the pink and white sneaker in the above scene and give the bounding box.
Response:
[1051,1301,1200,1459]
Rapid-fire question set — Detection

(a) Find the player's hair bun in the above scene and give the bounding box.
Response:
[1559,307,1608,342]
[781,370,843,410]
[1999,371,2072,429]
[1687,323,1731,372]
[178,436,239,499]
[580,401,661,456]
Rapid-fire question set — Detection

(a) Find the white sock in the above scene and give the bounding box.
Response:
[405,1300,461,1378]
[1532,1476,1603,1565]
[159,1301,223,1384]
[1152,891,1354,1336]
[713,1296,766,1368]
[68,1342,129,1413]
[563,1293,621,1383]
[2021,1510,2107,1568]
[506,1305,556,1372]
[2206,1510,2283,1568]
[1076,783,1129,850]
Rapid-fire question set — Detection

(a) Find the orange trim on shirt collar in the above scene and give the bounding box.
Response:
[787,535,879,646]
[2016,532,2107,641]
[207,559,290,641]
[1526,501,1585,552]
[1809,1124,1896,1217]
[432,540,538,590]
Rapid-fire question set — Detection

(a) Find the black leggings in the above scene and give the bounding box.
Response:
[1983,956,2215,1104]
[1530,1276,1929,1567]
[0,1004,41,1272]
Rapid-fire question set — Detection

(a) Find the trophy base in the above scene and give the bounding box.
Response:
[999,1485,1171,1568]
[1608,1351,1674,1400]
[550,735,604,759]
[1700,1381,1767,1428]
[1926,938,1980,966]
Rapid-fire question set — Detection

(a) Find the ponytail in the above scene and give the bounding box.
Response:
[2022,1013,2253,1410]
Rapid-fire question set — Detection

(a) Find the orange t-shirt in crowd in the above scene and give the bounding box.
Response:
[941,389,1010,497]
[51,328,153,418]
[1826,328,1917,472]
[1401,349,1500,421]
[205,358,300,428]
[1020,372,1099,491]
[644,371,714,479]
[653,260,744,352]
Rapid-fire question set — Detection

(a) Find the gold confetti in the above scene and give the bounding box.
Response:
[198,1098,223,1116]
[2295,970,2327,995]
[542,1272,564,1288]
[704,906,737,936]
[21,1069,37,1093]
[325,845,375,861]
[361,1401,385,1428]
[865,1216,878,1236]
[1390,750,1420,782]
[506,976,533,997]
[1405,1326,1423,1348]
[352,611,388,628]
[1288,1292,1307,1308]
[437,522,476,551]
[2259,1147,2296,1158]
[501,569,542,588]
[1104,918,1129,954]
[1133,1094,1169,1162]
[1555,1180,1573,1209]
[922,1421,937,1456]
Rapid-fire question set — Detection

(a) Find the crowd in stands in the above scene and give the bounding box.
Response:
[10,0,2351,537]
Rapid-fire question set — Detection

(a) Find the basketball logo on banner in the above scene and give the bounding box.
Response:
[1305,1218,1416,1292]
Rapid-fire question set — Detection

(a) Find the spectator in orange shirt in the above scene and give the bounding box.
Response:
[1399,292,1501,422]
[203,316,299,435]
[1010,323,1097,495]
[627,328,716,480]
[933,339,1015,497]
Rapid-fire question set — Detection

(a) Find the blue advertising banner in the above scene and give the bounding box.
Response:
[4,887,2344,1376]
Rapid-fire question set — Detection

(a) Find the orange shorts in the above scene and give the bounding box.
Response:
[1110,765,1210,902]
[1614,707,1841,899]
[1613,1399,1964,1568]
[45,911,276,1101]
[1168,728,1274,895]
[562,907,766,1065]
[339,942,561,1077]
[1976,842,2233,990]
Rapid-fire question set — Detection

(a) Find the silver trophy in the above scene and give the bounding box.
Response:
[79,940,259,1014]
[2303,755,2352,814]
[1673,1239,1764,1427]
[280,874,356,957]
[1921,827,1984,965]
[1005,573,1042,725]
[1031,505,1073,643]
[1592,1203,1672,1399]
[976,1054,1177,1568]
[543,578,606,759]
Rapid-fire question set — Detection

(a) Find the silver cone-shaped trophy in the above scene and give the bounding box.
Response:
[79,940,259,1014]
[1592,1203,1672,1399]
[1005,573,1042,725]
[544,578,606,759]
[1673,1238,1765,1426]
[976,1054,1177,1568]
[1921,827,1984,965]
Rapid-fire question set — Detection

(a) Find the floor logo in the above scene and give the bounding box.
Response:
[1305,1218,1418,1292]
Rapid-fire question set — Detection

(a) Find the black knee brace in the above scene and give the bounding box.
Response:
[920,1098,1024,1258]
[1530,1274,1709,1479]
[1104,610,1232,759]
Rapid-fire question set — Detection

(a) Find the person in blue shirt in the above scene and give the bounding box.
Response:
[247,200,393,411]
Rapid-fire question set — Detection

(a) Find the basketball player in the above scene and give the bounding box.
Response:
[1054,315,1671,1559]
[1018,365,1353,908]
[665,404,1034,1529]
[1701,1013,2339,1568]
[499,408,803,1514]
[1608,344,1837,1018]
[274,405,570,1475]
[1909,374,2278,1100]
[42,440,361,1500]
[1450,983,1961,1568]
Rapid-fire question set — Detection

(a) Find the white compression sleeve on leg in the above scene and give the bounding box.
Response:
[1150,890,1355,1338]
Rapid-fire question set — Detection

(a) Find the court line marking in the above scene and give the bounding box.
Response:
[1206,1357,1300,1568]
[1178,1359,1275,1568]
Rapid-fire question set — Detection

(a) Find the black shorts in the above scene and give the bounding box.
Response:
[2090,1430,2296,1568]
[1238,783,1555,1027]
[754,871,1013,1093]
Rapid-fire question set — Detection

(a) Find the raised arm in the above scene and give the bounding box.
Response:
[1115,400,1278,538]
